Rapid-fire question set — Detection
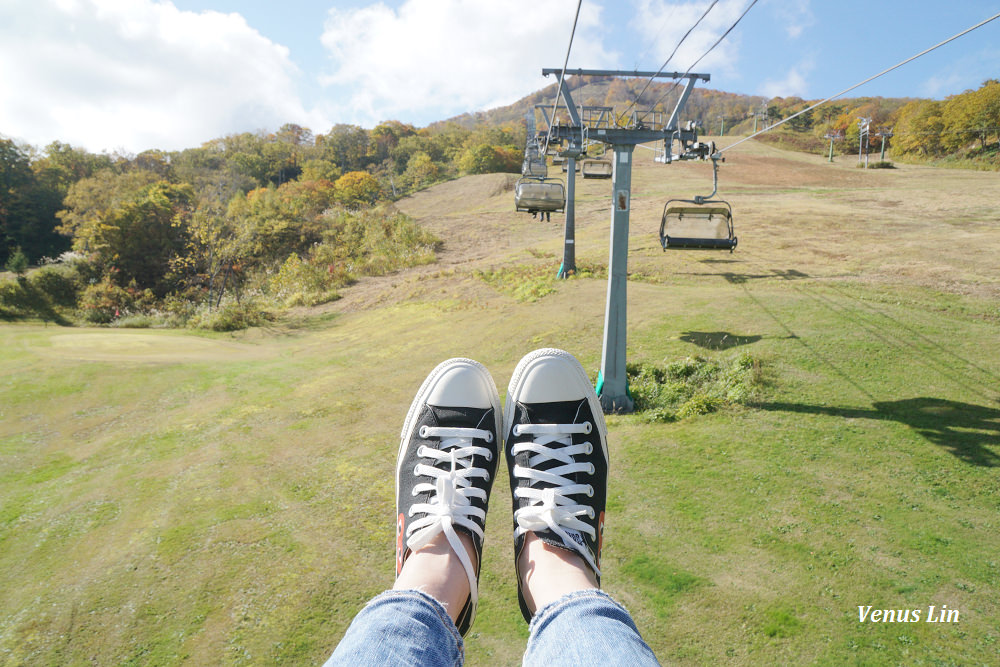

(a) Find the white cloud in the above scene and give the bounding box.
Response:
[318,0,615,126]
[919,46,1000,98]
[767,0,813,39]
[759,61,813,98]
[629,0,752,81]
[0,0,327,152]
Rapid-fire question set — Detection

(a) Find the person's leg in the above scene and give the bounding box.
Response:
[504,348,658,666]
[325,588,462,667]
[523,588,659,666]
[325,358,502,665]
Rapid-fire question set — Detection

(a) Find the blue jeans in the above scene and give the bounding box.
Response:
[326,588,659,666]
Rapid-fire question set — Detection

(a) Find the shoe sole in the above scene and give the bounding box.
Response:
[503,348,608,461]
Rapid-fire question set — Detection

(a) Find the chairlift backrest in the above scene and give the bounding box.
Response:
[515,177,566,213]
[581,158,612,179]
[660,200,737,251]
[522,158,548,177]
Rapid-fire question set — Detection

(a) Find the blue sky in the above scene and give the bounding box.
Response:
[2,0,998,152]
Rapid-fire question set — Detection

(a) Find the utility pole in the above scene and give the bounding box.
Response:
[718,116,725,136]
[874,126,894,161]
[857,117,871,168]
[823,129,843,162]
[542,68,710,413]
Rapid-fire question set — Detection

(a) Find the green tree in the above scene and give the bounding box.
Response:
[300,158,343,183]
[318,125,370,172]
[4,246,28,275]
[0,138,34,264]
[401,151,440,190]
[458,144,519,174]
[59,176,193,294]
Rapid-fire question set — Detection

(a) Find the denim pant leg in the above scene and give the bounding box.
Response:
[325,589,464,667]
[523,589,660,667]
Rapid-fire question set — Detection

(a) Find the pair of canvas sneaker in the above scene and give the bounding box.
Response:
[395,348,609,636]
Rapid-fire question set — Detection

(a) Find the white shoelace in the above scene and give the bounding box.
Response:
[406,425,493,607]
[510,421,601,575]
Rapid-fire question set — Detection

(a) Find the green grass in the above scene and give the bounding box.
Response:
[2,149,1000,665]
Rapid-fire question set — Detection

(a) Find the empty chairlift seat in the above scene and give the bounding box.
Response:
[515,177,566,214]
[581,158,612,179]
[660,200,737,252]
[522,158,548,178]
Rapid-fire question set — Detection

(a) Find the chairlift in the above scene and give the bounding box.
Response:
[515,177,565,221]
[659,156,737,252]
[522,158,547,178]
[581,158,612,179]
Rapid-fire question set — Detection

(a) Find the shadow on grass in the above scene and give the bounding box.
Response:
[678,268,810,284]
[757,397,1000,467]
[0,278,72,326]
[680,331,763,350]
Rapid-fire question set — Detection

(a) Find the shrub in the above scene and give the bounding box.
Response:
[267,253,340,307]
[189,298,272,332]
[628,352,763,422]
[29,266,80,307]
[79,278,134,324]
[0,279,30,315]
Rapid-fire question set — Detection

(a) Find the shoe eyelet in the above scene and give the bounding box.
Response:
[587,463,595,474]
[485,432,494,443]
[587,485,594,497]
[587,507,595,519]
[418,425,430,439]
[485,452,493,462]
[412,488,419,496]
[584,442,593,455]
[484,472,491,482]
[413,465,421,476]
[583,421,592,434]
[513,425,524,437]
[416,446,428,457]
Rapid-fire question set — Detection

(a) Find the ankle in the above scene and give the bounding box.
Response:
[394,532,478,623]
[518,532,599,615]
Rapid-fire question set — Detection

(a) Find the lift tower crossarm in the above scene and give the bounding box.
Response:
[542,68,709,81]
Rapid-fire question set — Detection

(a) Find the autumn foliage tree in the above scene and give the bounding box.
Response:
[334,171,382,209]
[59,179,193,295]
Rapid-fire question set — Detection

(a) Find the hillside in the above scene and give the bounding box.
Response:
[435,74,909,139]
[2,140,999,665]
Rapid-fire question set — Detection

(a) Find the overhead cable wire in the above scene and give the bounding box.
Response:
[718,10,1000,155]
[544,0,584,154]
[621,0,719,124]
[637,0,759,125]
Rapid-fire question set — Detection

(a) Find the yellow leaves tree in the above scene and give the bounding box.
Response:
[334,171,382,209]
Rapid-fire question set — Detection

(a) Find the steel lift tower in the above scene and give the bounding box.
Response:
[542,68,713,413]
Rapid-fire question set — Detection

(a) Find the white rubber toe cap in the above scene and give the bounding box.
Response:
[427,362,496,409]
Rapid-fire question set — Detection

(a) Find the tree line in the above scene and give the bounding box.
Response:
[1,121,523,328]
[448,76,999,167]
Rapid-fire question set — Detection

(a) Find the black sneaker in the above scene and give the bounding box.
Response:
[504,348,608,621]
[395,358,501,636]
